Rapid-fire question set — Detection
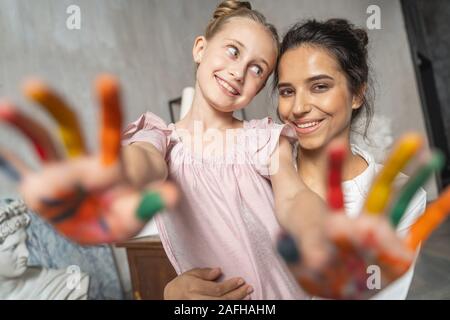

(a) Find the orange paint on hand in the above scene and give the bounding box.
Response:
[22,79,86,158]
[405,186,450,250]
[95,74,122,166]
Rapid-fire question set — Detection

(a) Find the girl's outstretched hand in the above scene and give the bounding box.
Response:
[278,134,449,299]
[0,75,177,245]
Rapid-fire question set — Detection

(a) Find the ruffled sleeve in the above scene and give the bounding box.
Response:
[122,112,173,157]
[247,117,298,178]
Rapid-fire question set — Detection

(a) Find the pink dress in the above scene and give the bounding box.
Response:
[122,112,308,299]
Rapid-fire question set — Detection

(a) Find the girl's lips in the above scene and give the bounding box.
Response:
[292,119,324,135]
[214,75,239,97]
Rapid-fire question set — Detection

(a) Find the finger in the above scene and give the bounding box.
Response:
[0,101,62,162]
[390,150,445,227]
[135,182,178,222]
[221,283,253,300]
[364,133,423,215]
[22,79,86,158]
[404,186,450,250]
[101,182,179,242]
[198,277,247,297]
[186,267,222,281]
[95,74,122,166]
[277,232,301,264]
[327,140,346,212]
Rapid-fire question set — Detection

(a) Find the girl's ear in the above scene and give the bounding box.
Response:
[193,36,207,64]
[352,84,367,110]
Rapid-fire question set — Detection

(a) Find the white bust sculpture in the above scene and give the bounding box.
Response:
[0,199,90,300]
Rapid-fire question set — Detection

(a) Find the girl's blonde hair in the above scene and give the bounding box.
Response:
[205,0,279,53]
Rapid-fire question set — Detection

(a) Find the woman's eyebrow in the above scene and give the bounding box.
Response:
[306,74,334,82]
[277,82,291,89]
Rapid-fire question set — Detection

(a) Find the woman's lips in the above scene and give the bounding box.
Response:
[291,119,324,135]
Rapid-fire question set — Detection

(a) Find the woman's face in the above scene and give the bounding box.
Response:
[277,45,362,151]
[193,17,277,113]
[0,229,29,279]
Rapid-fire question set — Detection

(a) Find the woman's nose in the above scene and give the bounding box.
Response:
[292,93,313,116]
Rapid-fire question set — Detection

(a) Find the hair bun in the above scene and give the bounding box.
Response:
[326,18,368,49]
[213,0,251,20]
[353,29,369,48]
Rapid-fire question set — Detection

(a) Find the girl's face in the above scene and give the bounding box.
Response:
[193,18,277,113]
[277,45,362,151]
[0,229,29,279]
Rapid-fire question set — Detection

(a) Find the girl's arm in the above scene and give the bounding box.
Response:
[269,137,331,268]
[122,141,169,188]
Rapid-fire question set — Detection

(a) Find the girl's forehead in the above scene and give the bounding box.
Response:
[212,18,277,59]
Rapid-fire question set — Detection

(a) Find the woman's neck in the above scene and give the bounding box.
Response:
[296,135,368,198]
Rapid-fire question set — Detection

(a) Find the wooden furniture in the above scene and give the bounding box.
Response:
[115,235,177,300]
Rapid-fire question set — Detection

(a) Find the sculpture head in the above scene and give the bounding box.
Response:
[0,199,31,279]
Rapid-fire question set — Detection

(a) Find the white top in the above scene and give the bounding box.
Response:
[331,144,426,299]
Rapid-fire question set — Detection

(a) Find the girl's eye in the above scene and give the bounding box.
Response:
[279,88,294,97]
[250,65,263,77]
[226,46,239,58]
[312,83,329,92]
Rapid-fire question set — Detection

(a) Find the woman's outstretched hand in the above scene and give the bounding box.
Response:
[278,134,449,299]
[0,75,177,245]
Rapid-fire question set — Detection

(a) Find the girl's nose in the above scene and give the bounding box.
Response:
[228,67,244,82]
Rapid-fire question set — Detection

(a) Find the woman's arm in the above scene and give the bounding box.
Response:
[269,137,331,268]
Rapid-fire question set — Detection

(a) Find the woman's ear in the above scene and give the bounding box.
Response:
[352,84,367,110]
[192,36,207,64]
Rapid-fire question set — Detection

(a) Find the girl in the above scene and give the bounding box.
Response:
[122,0,311,299]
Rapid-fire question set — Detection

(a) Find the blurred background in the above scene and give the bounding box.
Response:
[0,0,448,299]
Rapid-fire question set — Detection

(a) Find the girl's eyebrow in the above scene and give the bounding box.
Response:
[225,38,269,68]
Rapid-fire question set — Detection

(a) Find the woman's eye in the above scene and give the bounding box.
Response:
[250,65,263,76]
[279,88,294,97]
[226,46,239,58]
[312,83,329,92]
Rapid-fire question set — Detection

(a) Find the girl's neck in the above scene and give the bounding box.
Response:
[177,83,242,132]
